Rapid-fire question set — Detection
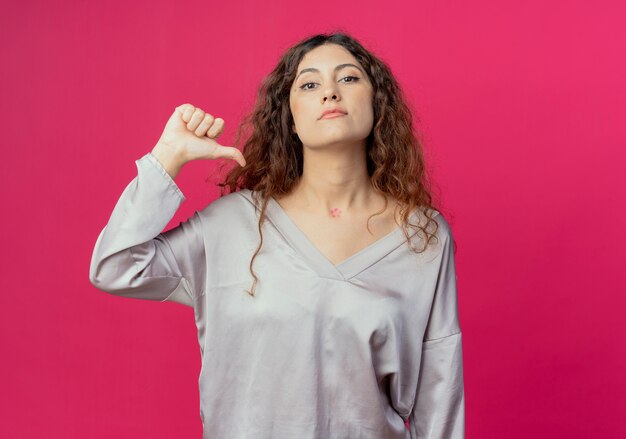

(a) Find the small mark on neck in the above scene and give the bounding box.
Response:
[330,207,342,218]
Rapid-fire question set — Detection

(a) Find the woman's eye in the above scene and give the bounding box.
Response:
[340,76,360,83]
[299,76,360,91]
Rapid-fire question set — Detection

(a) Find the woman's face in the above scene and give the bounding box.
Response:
[289,43,374,149]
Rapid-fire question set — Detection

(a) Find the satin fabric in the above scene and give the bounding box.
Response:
[89,152,465,438]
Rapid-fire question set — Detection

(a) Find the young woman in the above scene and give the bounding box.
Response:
[90,32,465,439]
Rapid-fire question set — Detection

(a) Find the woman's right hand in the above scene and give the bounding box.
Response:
[154,103,246,168]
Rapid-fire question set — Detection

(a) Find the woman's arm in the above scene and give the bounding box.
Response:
[409,215,465,438]
[88,150,206,307]
[89,103,245,306]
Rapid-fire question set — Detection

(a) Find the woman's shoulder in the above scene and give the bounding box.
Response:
[405,205,453,240]
[196,188,256,220]
[425,207,453,242]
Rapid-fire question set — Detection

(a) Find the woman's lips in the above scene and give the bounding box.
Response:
[320,112,346,119]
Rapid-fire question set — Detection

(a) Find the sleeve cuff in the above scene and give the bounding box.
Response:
[142,152,186,201]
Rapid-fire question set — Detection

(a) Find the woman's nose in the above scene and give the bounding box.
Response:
[322,91,340,102]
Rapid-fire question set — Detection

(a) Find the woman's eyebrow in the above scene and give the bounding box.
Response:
[295,63,364,81]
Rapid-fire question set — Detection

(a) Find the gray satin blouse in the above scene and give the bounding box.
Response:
[89,152,465,438]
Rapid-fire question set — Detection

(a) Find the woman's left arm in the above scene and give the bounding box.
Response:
[409,215,465,438]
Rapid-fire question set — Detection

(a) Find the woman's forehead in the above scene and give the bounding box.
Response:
[297,44,360,71]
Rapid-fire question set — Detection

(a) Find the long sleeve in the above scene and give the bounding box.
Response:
[89,152,206,307]
[409,215,465,438]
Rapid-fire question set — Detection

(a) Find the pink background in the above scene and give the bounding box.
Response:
[1,0,625,438]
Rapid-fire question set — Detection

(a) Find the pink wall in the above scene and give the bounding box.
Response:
[1,0,624,438]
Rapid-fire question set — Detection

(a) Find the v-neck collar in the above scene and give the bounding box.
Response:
[237,189,418,281]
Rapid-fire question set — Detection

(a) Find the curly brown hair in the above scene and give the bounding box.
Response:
[214,31,448,297]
